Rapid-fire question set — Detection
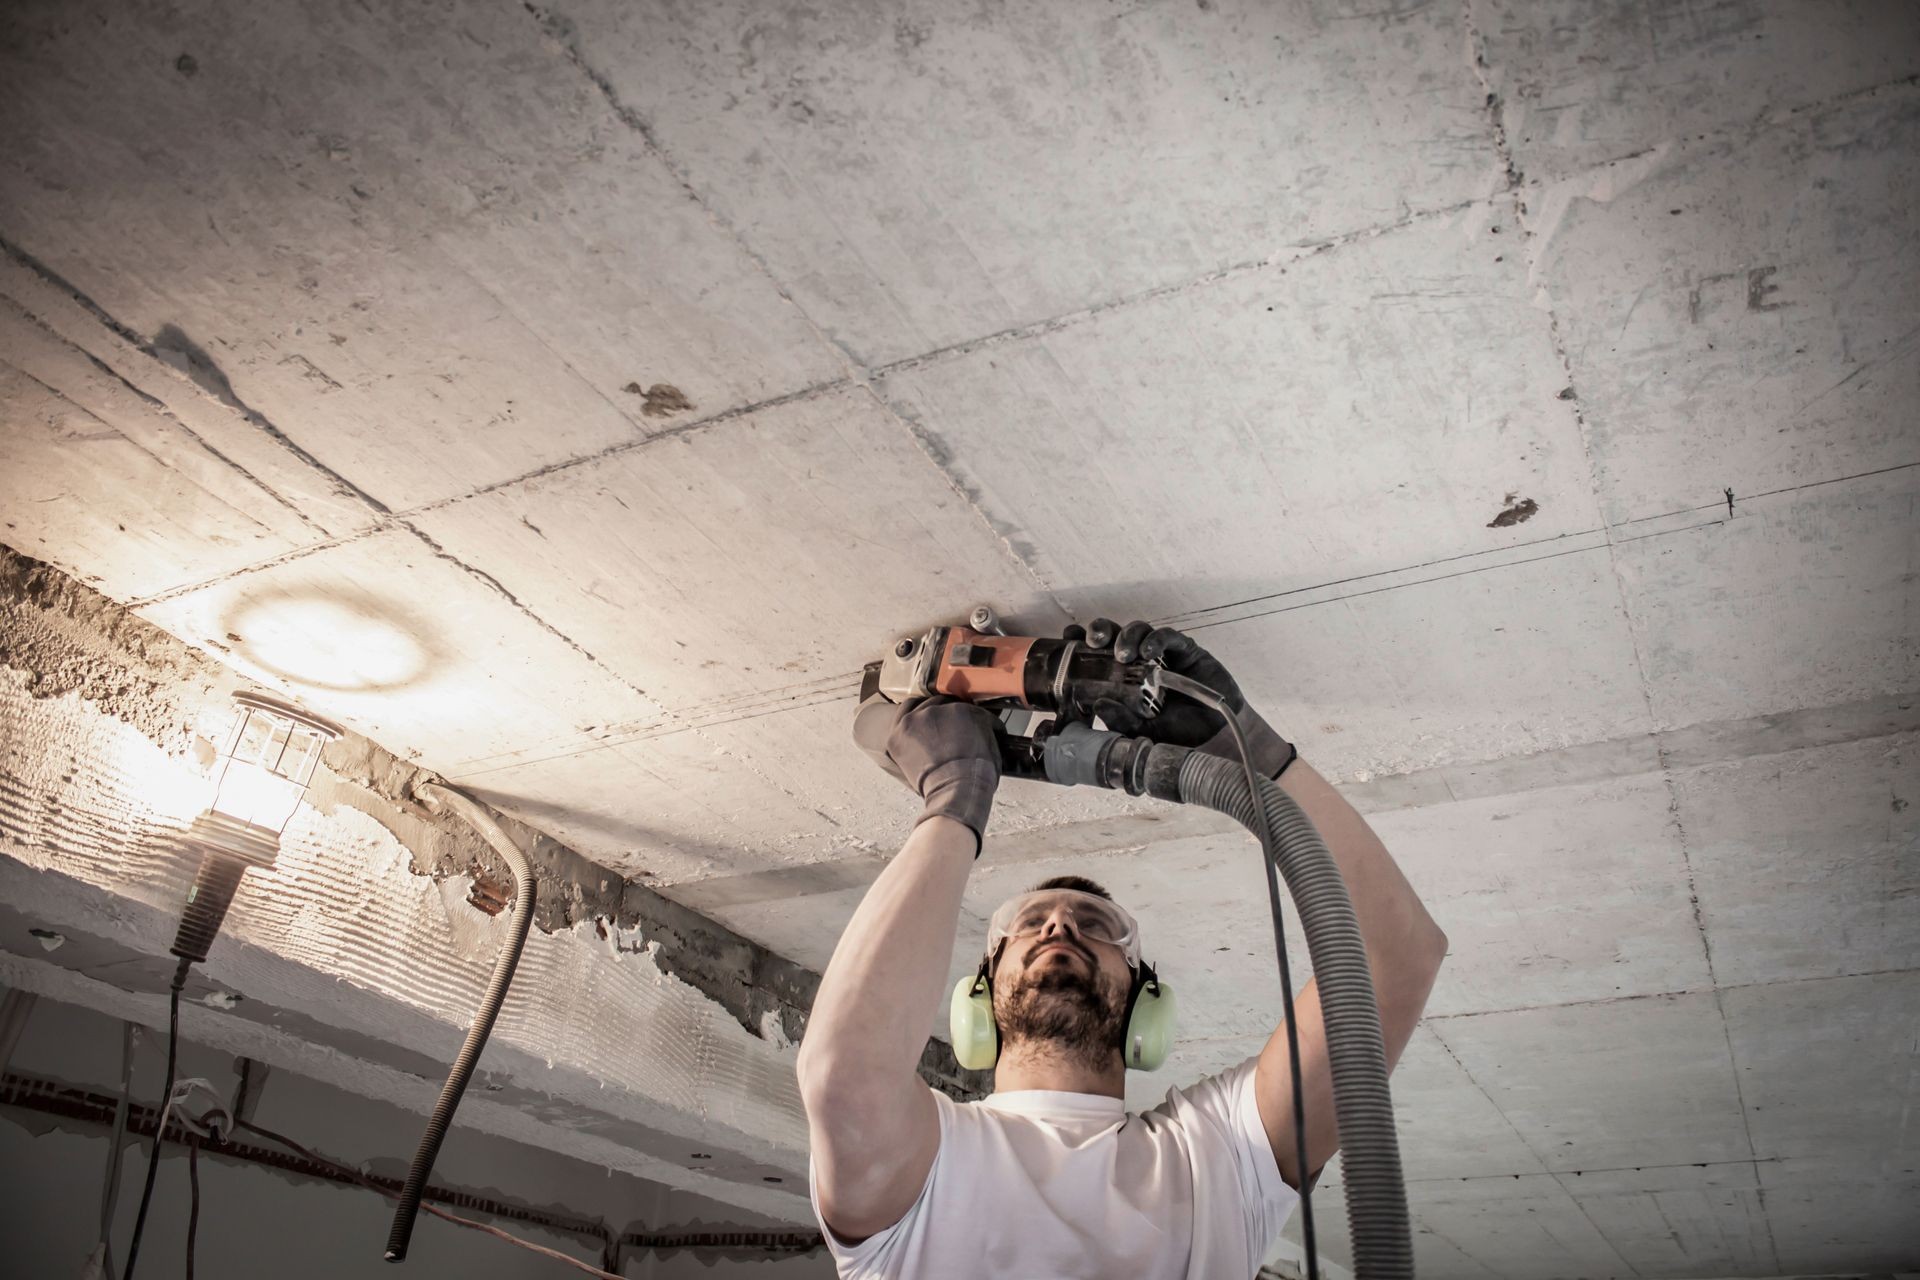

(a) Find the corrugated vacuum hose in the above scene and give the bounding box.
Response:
[1176,749,1412,1280]
[384,783,538,1263]
[1036,676,1412,1279]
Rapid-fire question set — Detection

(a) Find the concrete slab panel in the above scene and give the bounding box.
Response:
[0,255,378,549]
[457,726,846,888]
[1564,1167,1776,1279]
[1759,1155,1920,1275]
[1722,970,1920,1170]
[1303,1172,1633,1280]
[1475,0,1920,179]
[878,200,1595,620]
[137,527,659,773]
[1679,732,1920,988]
[1371,772,1712,1016]
[1431,992,1752,1172]
[0,332,318,602]
[1533,87,1920,526]
[1380,1026,1552,1182]
[0,0,842,510]
[559,0,1500,366]
[412,385,1064,711]
[1199,544,1653,782]
[1613,468,1920,730]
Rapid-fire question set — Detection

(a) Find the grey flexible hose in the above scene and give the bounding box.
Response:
[385,783,538,1263]
[1177,751,1413,1280]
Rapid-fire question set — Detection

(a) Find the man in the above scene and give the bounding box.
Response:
[797,619,1447,1278]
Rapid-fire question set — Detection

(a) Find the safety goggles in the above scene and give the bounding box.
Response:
[987,889,1141,968]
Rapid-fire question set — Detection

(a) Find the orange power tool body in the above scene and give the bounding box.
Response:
[860,606,1165,786]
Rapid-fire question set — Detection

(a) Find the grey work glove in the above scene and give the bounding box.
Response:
[1068,618,1297,780]
[852,693,1002,855]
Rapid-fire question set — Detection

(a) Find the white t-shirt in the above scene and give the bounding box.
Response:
[808,1055,1297,1279]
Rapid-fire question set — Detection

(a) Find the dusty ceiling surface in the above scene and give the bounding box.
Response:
[2,1,1917,1276]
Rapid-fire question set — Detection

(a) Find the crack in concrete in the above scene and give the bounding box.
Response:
[399,523,646,699]
[405,375,854,516]
[127,530,387,609]
[1425,964,1920,1024]
[0,288,326,536]
[1452,33,1749,1270]
[0,233,389,522]
[520,1,864,377]
[869,199,1484,382]
[144,323,392,517]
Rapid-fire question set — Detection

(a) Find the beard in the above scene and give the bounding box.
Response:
[996,953,1127,1073]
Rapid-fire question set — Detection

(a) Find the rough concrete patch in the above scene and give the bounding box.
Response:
[1486,494,1539,528]
[623,381,695,418]
[0,544,217,748]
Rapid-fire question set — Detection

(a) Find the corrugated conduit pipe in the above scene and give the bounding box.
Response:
[1175,750,1411,1280]
[384,783,538,1263]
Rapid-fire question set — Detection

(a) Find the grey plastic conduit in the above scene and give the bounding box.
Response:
[1176,750,1412,1280]
[385,783,538,1263]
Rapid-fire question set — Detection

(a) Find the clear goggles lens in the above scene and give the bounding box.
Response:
[987,889,1140,967]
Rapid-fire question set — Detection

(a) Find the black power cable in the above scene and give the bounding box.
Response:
[1154,670,1319,1280]
[185,1136,201,1280]
[121,956,191,1280]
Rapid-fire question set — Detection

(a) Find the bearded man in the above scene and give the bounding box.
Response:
[797,619,1447,1278]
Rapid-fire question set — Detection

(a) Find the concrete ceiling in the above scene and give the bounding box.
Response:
[3,2,1917,1276]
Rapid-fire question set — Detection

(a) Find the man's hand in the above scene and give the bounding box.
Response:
[1067,618,1297,779]
[852,693,1003,853]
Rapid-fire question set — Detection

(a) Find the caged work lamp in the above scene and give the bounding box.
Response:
[171,692,342,965]
[124,693,344,1280]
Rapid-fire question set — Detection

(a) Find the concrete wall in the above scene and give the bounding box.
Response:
[2,992,835,1280]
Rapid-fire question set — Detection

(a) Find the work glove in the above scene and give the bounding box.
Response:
[1067,618,1297,780]
[852,693,1002,856]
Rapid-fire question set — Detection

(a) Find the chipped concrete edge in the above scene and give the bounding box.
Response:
[0,541,986,1099]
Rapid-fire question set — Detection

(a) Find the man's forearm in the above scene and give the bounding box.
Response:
[797,815,977,1093]
[1277,758,1447,988]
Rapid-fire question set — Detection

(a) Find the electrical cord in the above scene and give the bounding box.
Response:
[185,1136,200,1280]
[236,1119,624,1280]
[121,956,191,1280]
[386,782,538,1263]
[1154,670,1319,1280]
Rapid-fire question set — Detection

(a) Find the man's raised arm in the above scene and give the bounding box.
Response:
[1073,617,1447,1191]
[796,696,1002,1242]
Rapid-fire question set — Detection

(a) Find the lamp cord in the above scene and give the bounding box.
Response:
[120,956,190,1280]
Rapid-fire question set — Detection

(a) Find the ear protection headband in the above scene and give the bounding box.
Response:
[948,947,1177,1073]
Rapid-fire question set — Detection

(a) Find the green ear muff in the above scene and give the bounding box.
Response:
[1122,966,1176,1072]
[949,961,999,1071]
[950,957,1176,1073]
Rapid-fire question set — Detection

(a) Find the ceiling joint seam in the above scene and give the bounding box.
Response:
[399,375,856,518]
[866,197,1487,382]
[520,1,871,383]
[0,231,391,522]
[0,291,325,537]
[855,381,1072,614]
[398,522,659,714]
[126,525,394,610]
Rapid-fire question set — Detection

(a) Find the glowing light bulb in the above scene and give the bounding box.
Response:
[192,694,342,867]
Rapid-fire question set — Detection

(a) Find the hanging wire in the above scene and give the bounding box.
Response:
[121,957,190,1280]
[184,1137,200,1280]
[236,1119,624,1280]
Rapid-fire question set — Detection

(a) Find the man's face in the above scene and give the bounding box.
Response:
[990,895,1136,1070]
